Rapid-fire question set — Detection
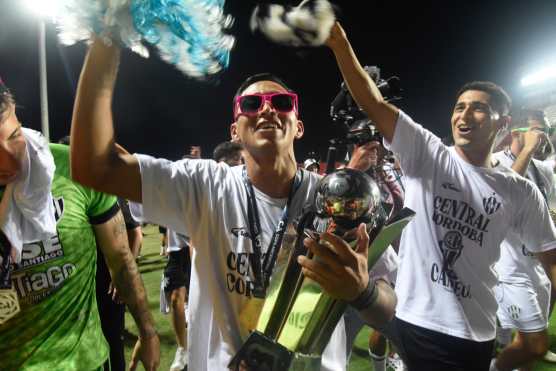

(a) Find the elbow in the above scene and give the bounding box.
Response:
[70,159,93,187]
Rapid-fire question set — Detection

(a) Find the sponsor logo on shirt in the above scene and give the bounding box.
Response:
[8,196,75,304]
[11,262,76,304]
[483,193,501,215]
[10,233,73,304]
[441,182,461,192]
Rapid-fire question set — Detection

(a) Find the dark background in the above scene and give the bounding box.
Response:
[1,0,555,161]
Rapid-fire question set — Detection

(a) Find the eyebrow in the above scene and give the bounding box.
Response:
[454,101,490,109]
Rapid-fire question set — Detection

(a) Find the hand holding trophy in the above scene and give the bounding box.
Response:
[230,169,414,370]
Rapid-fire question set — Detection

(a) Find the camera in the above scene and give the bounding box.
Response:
[345,119,383,146]
[330,66,401,146]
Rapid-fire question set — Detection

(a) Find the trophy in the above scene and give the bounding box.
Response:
[230,169,415,371]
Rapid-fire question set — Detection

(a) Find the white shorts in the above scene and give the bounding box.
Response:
[495,280,550,333]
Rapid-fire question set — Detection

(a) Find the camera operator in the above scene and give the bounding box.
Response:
[325,22,556,371]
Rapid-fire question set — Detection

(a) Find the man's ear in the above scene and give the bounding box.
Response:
[230,122,241,143]
[295,120,304,139]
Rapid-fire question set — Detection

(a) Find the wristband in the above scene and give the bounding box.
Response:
[349,279,378,311]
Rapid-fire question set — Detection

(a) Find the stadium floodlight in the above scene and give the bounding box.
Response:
[23,0,63,19]
[521,64,556,87]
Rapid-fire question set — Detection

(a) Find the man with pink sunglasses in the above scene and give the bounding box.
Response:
[70,37,398,371]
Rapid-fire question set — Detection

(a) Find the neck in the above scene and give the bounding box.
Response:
[244,151,298,198]
[454,144,493,168]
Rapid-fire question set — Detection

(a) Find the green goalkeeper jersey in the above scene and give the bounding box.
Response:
[0,144,118,371]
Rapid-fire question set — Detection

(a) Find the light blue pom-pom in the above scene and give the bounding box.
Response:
[56,0,234,78]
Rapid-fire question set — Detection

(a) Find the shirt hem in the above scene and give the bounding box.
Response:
[396,310,495,343]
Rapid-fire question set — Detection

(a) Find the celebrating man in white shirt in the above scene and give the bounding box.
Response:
[69,38,398,371]
[325,22,556,371]
[491,110,554,371]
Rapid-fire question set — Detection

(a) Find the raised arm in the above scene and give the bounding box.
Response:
[70,38,142,202]
[511,129,547,176]
[326,23,399,143]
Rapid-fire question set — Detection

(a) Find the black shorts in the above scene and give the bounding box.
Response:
[383,316,494,371]
[163,249,191,293]
[159,225,167,234]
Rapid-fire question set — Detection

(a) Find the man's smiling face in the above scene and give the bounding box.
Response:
[451,89,502,151]
[0,105,26,185]
[231,80,303,155]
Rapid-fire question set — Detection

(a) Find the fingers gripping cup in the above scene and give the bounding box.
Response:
[231,169,413,371]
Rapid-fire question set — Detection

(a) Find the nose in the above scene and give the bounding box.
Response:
[260,97,277,115]
[460,105,473,121]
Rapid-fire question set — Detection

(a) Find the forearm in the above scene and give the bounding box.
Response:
[511,147,535,176]
[97,212,156,337]
[328,27,398,141]
[127,227,143,258]
[70,39,142,201]
[71,38,119,184]
[111,248,155,337]
[355,280,397,328]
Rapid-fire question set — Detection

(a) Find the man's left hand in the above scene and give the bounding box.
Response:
[297,223,370,301]
[129,333,160,371]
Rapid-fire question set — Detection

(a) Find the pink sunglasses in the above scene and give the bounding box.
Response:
[234,92,298,120]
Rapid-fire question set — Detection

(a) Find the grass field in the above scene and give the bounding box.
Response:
[123,225,556,370]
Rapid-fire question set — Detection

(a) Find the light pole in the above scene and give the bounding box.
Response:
[23,0,62,142]
[38,19,49,141]
[520,62,556,125]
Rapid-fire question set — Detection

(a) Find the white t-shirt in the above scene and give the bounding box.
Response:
[384,111,556,342]
[136,157,347,371]
[493,151,555,287]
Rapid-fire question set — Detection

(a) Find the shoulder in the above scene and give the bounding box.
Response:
[49,143,70,177]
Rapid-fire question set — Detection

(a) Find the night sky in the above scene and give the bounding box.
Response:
[1,0,555,161]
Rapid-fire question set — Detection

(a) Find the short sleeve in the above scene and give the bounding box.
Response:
[514,181,556,253]
[86,188,119,225]
[136,154,221,236]
[384,110,445,177]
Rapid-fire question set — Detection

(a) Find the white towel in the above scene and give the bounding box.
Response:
[0,128,56,263]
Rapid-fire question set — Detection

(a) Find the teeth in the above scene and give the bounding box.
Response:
[258,123,279,129]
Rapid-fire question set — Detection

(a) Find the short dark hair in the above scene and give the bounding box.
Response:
[234,73,293,99]
[213,141,243,162]
[456,81,512,115]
